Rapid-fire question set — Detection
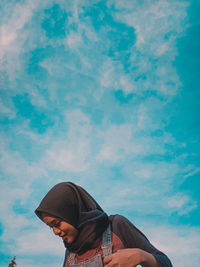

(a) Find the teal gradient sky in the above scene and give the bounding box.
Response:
[0,1,200,266]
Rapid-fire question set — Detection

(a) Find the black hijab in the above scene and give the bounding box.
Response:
[35,182,109,254]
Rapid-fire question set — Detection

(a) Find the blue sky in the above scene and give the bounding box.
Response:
[0,0,200,266]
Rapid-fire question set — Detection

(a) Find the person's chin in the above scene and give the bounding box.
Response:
[63,237,73,244]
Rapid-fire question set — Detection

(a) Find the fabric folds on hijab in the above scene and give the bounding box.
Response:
[35,182,109,254]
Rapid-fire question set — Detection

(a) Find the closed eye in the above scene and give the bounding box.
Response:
[48,219,61,228]
[54,220,61,227]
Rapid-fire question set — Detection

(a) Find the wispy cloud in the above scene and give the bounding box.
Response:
[149,224,200,267]
[41,109,92,172]
[106,0,189,96]
[12,227,64,256]
[97,124,141,162]
[167,194,197,215]
[0,0,40,80]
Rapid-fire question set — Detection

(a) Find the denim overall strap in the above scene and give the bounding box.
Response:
[101,223,112,258]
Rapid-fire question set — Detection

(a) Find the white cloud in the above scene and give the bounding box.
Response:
[44,139,90,172]
[106,0,188,96]
[41,109,92,172]
[121,0,188,50]
[12,227,64,256]
[136,98,176,137]
[0,184,34,251]
[133,162,181,181]
[99,60,137,97]
[97,124,141,162]
[98,160,197,217]
[66,109,92,138]
[0,147,47,180]
[39,59,55,76]
[0,99,16,118]
[137,104,148,130]
[65,30,83,49]
[0,26,16,47]
[148,225,200,267]
[100,60,115,88]
[119,188,131,196]
[119,75,135,94]
[0,0,40,80]
[0,138,48,245]
[135,169,151,179]
[96,117,175,163]
[18,129,50,144]
[183,167,200,178]
[1,221,64,266]
[65,93,87,106]
[167,194,197,215]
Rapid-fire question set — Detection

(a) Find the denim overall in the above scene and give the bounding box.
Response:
[67,224,112,267]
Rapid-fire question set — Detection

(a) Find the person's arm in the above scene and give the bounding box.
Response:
[108,215,173,267]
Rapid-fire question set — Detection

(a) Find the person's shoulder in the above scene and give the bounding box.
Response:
[108,214,139,247]
[109,214,148,243]
[109,214,133,225]
[109,214,134,233]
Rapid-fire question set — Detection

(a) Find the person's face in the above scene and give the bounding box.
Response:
[43,215,78,244]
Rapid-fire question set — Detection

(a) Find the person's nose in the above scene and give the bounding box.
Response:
[53,227,61,236]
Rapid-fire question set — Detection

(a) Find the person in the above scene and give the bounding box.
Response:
[35,182,173,267]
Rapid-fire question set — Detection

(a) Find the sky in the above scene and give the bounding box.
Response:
[0,0,200,266]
